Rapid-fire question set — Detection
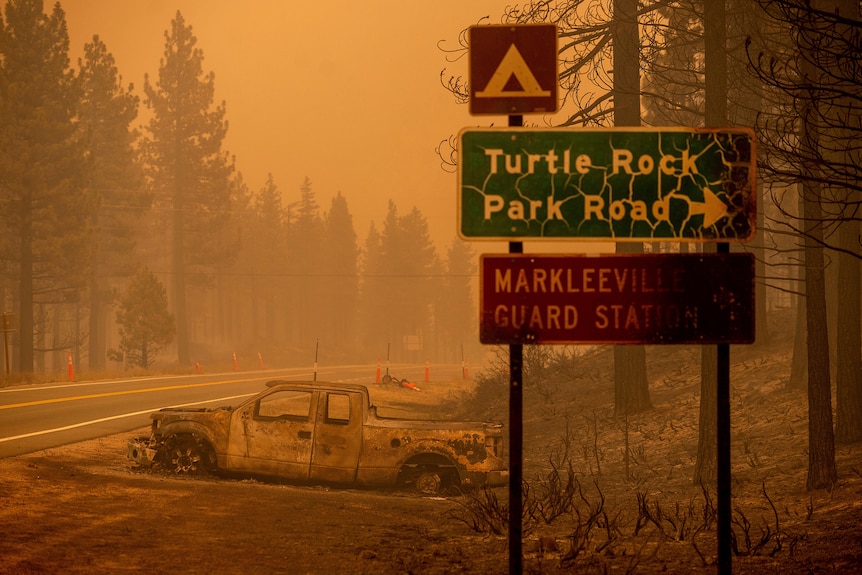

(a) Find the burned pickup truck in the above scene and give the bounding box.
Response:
[127,380,507,494]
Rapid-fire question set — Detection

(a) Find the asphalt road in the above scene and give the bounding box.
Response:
[0,363,445,458]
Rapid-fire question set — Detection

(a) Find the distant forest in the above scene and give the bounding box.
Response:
[0,3,478,375]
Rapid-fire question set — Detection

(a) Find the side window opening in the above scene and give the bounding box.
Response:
[325,393,350,425]
[256,391,312,421]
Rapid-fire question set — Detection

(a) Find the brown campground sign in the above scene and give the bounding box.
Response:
[469,25,558,115]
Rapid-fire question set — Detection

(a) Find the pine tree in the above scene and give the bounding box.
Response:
[216,172,254,348]
[285,177,325,352]
[398,206,438,359]
[78,34,143,371]
[110,267,175,369]
[371,202,438,362]
[322,192,359,362]
[358,221,387,361]
[252,174,287,343]
[0,0,90,373]
[441,238,476,363]
[141,11,234,366]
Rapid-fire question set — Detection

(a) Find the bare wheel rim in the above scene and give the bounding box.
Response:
[415,471,441,495]
[169,438,203,474]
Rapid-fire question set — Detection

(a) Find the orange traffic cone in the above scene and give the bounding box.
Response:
[401,380,421,392]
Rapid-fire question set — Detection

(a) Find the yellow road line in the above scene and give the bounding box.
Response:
[0,376,276,411]
[0,393,257,443]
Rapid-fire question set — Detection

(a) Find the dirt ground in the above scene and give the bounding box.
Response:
[1,314,861,574]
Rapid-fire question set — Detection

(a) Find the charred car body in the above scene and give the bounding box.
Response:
[127,380,507,494]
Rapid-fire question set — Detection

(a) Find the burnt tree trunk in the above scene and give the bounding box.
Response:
[802,180,836,490]
[788,190,808,390]
[800,121,837,490]
[835,216,862,443]
[694,0,727,485]
[141,335,149,371]
[612,0,651,416]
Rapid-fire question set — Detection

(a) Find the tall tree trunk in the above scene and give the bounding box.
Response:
[801,120,837,490]
[19,205,34,373]
[694,0,728,485]
[173,179,190,366]
[141,334,149,371]
[799,2,837,490]
[789,276,808,389]
[754,178,769,340]
[52,306,62,373]
[832,0,862,445]
[731,0,768,340]
[88,276,105,371]
[35,304,45,372]
[788,190,808,390]
[612,0,651,416]
[74,302,81,373]
[802,179,836,489]
[694,344,718,482]
[835,215,862,443]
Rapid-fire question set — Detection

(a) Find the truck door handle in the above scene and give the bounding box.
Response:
[298,430,312,440]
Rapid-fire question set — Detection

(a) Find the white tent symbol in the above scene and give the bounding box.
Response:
[476,44,551,98]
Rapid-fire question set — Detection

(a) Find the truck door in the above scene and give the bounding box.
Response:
[309,391,362,483]
[226,388,315,479]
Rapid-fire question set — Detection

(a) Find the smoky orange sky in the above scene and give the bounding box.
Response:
[61,0,517,248]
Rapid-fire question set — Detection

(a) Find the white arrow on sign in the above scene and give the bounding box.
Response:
[652,188,729,228]
[691,188,730,228]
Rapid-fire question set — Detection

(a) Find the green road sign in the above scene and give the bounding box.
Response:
[458,128,756,241]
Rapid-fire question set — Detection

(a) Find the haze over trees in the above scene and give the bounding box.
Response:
[0,0,480,378]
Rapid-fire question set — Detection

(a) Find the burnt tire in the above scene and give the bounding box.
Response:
[163,435,212,475]
[415,471,442,495]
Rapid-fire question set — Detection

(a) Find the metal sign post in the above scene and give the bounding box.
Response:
[507,115,524,575]
[1,312,14,377]
[717,242,732,575]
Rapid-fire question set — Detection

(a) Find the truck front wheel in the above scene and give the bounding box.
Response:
[162,435,213,475]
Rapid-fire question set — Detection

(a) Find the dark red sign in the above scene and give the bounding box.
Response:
[469,25,558,115]
[480,253,754,345]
